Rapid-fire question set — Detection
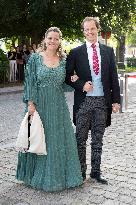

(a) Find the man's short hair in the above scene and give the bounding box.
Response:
[81,17,100,30]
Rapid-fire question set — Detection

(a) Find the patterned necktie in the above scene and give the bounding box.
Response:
[91,44,99,75]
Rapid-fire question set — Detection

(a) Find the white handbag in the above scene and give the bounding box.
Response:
[16,110,47,155]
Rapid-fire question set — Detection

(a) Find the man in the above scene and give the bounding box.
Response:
[65,17,120,184]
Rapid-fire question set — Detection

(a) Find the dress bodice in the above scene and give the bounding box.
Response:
[34,53,66,88]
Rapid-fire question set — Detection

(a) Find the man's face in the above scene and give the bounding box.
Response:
[83,20,99,43]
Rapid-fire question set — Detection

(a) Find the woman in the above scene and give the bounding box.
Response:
[16,46,24,81]
[16,27,83,192]
[8,46,17,82]
[22,44,30,65]
[32,43,37,53]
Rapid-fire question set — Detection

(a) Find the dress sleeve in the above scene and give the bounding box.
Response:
[60,58,74,92]
[62,82,74,92]
[23,53,38,105]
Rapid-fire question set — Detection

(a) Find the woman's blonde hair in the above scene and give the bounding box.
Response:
[37,27,65,59]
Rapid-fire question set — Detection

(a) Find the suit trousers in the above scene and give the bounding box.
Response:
[76,96,107,176]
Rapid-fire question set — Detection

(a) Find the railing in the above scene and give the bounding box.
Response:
[124,72,136,110]
[119,74,124,113]
[118,71,136,112]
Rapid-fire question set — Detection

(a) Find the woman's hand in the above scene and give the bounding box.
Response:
[71,75,79,82]
[28,101,36,115]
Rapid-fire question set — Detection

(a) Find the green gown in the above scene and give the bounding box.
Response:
[16,53,83,192]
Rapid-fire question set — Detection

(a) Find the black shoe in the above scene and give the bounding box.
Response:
[82,172,86,181]
[93,176,108,185]
[90,173,108,185]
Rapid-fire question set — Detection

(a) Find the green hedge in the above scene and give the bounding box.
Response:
[0,49,9,83]
[126,57,136,67]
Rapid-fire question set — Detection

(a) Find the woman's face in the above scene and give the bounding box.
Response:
[44,31,60,51]
[16,47,20,52]
[32,44,37,50]
[23,44,27,49]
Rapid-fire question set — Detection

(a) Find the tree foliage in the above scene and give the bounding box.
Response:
[0,0,135,41]
[127,30,136,46]
[0,48,9,82]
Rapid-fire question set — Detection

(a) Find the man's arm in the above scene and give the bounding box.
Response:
[109,48,120,112]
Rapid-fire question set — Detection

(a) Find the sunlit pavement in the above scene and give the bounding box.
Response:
[0,78,136,205]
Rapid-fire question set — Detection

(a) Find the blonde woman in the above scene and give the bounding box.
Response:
[16,27,83,192]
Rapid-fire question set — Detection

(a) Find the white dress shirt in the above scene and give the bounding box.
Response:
[86,40,104,96]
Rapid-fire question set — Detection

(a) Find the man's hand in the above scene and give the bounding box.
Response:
[83,81,93,92]
[112,103,120,113]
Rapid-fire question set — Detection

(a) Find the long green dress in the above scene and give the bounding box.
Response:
[16,53,83,192]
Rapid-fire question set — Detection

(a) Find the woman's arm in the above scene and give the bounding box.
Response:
[23,53,38,107]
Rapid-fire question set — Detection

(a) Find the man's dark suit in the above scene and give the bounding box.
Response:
[65,43,120,127]
[65,42,120,180]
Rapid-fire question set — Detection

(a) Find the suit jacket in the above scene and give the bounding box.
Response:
[65,43,120,127]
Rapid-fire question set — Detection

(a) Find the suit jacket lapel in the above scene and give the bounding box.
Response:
[99,43,107,80]
[80,44,92,79]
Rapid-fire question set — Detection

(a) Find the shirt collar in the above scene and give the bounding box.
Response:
[86,40,99,48]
